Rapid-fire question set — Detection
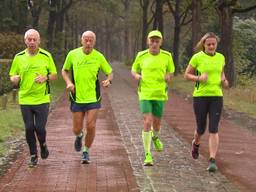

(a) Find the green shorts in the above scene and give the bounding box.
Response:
[139,100,165,117]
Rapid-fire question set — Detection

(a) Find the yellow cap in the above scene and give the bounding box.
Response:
[148,30,162,39]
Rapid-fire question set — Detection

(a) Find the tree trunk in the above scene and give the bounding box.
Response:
[27,0,42,29]
[32,7,41,29]
[141,0,149,50]
[217,5,235,87]
[123,0,130,63]
[17,0,28,33]
[153,0,164,33]
[104,17,111,59]
[191,0,201,54]
[173,0,180,74]
[47,0,57,50]
[55,0,66,33]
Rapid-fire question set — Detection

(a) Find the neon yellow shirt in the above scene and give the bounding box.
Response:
[9,48,57,105]
[132,49,175,100]
[189,51,225,96]
[63,47,112,103]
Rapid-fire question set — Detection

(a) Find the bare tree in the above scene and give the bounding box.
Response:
[166,0,192,74]
[191,0,202,54]
[27,0,43,28]
[47,0,73,50]
[153,0,164,33]
[122,0,131,62]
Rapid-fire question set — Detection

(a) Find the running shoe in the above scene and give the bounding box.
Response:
[40,143,49,159]
[152,136,163,152]
[144,153,153,166]
[28,154,38,168]
[74,132,83,152]
[207,158,218,172]
[81,151,90,164]
[191,139,200,159]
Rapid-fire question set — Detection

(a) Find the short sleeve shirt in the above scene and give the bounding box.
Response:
[189,51,225,96]
[131,49,175,101]
[62,48,112,103]
[9,48,57,105]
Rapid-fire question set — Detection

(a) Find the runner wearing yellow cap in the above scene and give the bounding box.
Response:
[131,30,175,166]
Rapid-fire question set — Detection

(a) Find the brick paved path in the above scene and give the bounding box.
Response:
[164,93,256,192]
[0,62,255,191]
[112,62,255,192]
[108,63,240,192]
[0,92,138,192]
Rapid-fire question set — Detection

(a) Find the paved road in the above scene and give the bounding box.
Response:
[0,62,255,191]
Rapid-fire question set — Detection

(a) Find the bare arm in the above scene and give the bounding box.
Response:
[34,73,57,84]
[101,72,113,87]
[164,72,173,83]
[221,71,229,89]
[131,71,141,81]
[61,69,75,93]
[48,73,57,81]
[10,75,20,86]
[184,64,208,82]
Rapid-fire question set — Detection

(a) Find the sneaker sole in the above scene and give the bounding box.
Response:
[144,162,153,166]
[28,164,37,168]
[81,160,90,164]
[207,167,217,172]
[155,148,163,152]
[41,151,49,159]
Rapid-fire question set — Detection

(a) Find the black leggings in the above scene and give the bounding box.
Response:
[193,97,223,135]
[20,103,49,155]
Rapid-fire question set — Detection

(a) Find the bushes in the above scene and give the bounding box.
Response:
[233,17,256,80]
[0,33,24,59]
[0,59,12,95]
[0,33,24,95]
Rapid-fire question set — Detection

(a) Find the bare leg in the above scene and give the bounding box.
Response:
[209,133,219,158]
[152,116,161,132]
[194,130,201,145]
[72,112,85,135]
[143,113,153,131]
[84,109,98,148]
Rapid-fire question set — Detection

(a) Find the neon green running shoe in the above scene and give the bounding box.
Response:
[144,153,153,166]
[152,137,163,151]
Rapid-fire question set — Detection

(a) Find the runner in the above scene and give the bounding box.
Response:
[62,30,113,164]
[9,29,57,167]
[131,30,175,166]
[184,32,229,172]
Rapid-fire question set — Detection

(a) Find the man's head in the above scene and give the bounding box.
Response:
[147,30,162,55]
[24,29,40,55]
[81,31,96,54]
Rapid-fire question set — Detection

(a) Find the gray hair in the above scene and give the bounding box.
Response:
[81,31,96,41]
[24,29,40,40]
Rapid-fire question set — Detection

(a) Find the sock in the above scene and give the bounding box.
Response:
[152,129,160,139]
[40,142,47,148]
[142,131,152,154]
[83,146,89,153]
[77,132,83,137]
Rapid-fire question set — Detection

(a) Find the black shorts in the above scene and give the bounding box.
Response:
[193,96,223,134]
[70,101,101,112]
